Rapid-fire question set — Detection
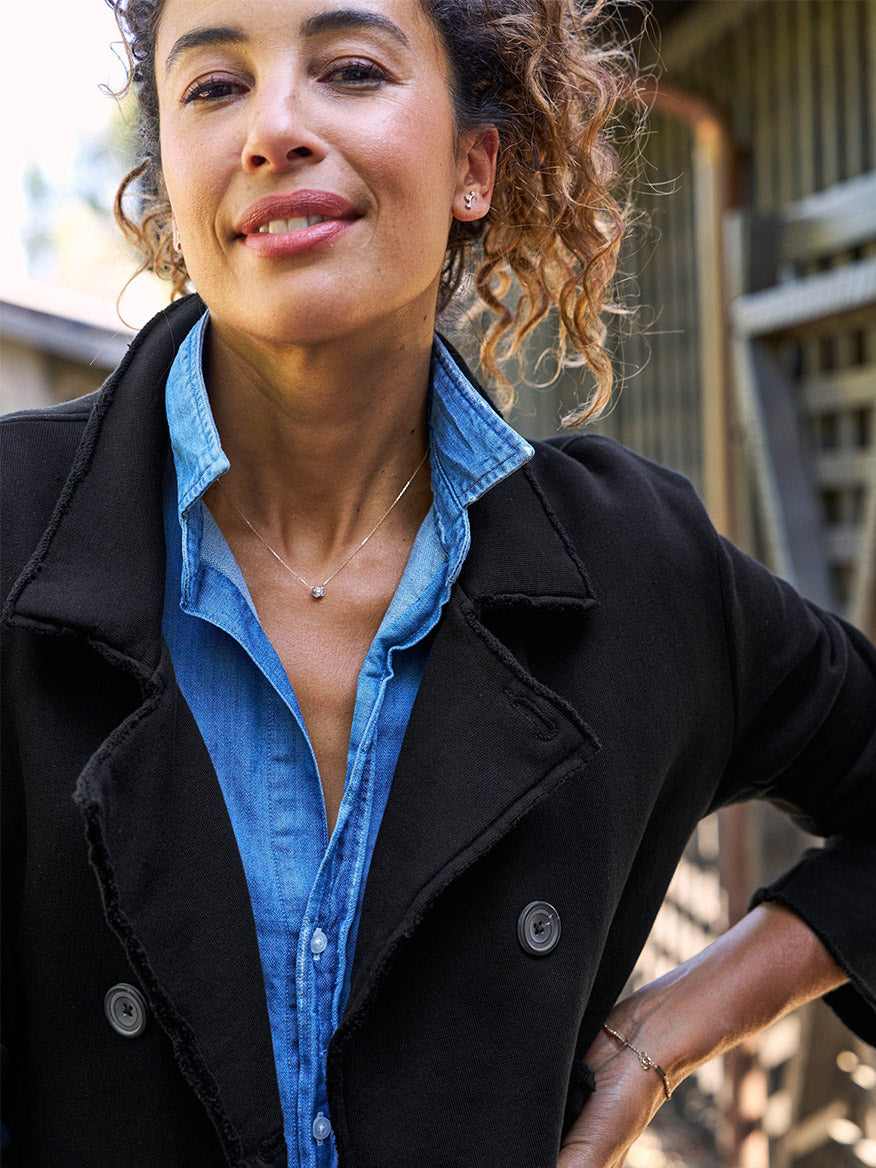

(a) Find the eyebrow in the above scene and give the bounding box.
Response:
[164,26,246,77]
[299,9,410,46]
[164,9,409,78]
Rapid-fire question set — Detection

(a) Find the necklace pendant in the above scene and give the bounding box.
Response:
[311,586,326,599]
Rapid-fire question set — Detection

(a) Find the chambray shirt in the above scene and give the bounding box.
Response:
[161,312,532,1167]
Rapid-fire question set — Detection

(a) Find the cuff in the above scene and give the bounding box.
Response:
[750,837,876,1048]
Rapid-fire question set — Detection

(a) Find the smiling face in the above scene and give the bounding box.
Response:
[155,0,495,352]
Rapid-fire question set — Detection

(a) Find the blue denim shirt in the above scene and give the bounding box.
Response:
[161,312,532,1167]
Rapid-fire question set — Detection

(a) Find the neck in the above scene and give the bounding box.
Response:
[203,313,434,558]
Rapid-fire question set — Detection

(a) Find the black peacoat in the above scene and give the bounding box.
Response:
[2,294,876,1168]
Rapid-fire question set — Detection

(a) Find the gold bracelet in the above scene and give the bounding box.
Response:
[602,1024,673,1101]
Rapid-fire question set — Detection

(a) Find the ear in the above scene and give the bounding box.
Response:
[452,127,500,222]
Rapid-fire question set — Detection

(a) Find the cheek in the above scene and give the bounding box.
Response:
[159,119,231,220]
[354,106,459,232]
[158,127,191,213]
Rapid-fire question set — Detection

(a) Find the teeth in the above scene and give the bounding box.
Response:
[257,215,328,234]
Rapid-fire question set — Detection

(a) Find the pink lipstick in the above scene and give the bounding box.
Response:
[235,190,360,258]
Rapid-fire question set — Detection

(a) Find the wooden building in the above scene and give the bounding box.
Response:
[1,282,132,414]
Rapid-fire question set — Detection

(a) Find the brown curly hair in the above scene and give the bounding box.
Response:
[109,0,635,424]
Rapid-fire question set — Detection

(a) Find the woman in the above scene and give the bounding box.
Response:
[2,1,874,1166]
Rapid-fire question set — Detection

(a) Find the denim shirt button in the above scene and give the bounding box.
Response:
[312,1113,332,1143]
[311,927,328,957]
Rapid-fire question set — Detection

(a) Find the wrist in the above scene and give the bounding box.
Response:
[601,1023,674,1101]
[603,967,709,1088]
[603,903,849,1088]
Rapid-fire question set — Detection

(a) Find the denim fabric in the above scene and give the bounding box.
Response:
[161,312,532,1166]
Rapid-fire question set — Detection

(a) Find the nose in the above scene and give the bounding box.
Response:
[241,85,325,174]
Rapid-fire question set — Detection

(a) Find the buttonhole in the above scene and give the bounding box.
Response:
[503,688,557,741]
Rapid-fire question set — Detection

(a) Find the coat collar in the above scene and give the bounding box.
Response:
[5,294,207,670]
[7,294,596,651]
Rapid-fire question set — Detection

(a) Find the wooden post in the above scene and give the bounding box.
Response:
[638,80,737,541]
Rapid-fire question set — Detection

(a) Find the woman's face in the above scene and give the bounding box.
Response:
[155,0,494,350]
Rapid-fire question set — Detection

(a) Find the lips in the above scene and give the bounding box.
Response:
[235,190,359,236]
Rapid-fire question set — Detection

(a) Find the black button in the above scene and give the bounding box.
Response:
[517,901,561,955]
[104,983,148,1037]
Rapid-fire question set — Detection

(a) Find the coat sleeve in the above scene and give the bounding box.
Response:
[711,532,876,1045]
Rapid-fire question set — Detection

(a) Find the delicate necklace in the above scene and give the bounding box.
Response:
[216,447,429,600]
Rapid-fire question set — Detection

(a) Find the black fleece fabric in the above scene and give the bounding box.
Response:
[2,295,875,1168]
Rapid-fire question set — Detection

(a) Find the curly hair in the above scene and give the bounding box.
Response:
[109,0,634,424]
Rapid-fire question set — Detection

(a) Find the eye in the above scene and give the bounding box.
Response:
[321,58,389,88]
[182,74,246,105]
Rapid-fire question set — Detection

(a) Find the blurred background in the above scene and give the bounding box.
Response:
[1,2,874,1166]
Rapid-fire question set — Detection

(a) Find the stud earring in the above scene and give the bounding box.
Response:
[464,191,476,210]
[171,217,182,254]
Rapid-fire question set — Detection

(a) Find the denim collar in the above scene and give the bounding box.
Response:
[165,311,533,594]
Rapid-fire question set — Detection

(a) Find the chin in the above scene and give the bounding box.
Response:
[205,278,438,353]
[202,290,361,349]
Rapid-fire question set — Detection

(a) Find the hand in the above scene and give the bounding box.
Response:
[556,1015,668,1168]
[555,904,848,1168]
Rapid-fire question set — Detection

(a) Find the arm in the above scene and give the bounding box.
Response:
[543,439,875,1163]
[558,903,847,1168]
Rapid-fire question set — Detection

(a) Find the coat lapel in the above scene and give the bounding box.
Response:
[75,663,287,1165]
[341,456,601,1033]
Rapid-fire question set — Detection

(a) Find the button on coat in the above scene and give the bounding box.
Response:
[517,902,561,955]
[104,983,148,1037]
